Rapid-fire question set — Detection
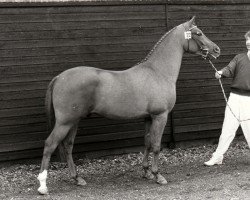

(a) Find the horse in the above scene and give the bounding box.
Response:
[37,16,220,195]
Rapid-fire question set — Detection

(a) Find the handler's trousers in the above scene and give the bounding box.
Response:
[213,92,250,158]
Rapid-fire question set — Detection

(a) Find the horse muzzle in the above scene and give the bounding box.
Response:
[210,45,221,58]
[201,46,220,59]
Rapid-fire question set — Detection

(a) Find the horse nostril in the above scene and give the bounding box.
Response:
[214,46,220,53]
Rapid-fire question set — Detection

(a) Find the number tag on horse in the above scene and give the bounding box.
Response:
[184,31,192,39]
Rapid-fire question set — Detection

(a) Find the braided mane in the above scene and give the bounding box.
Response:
[136,26,177,65]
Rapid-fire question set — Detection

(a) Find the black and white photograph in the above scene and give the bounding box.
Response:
[0,0,249,199]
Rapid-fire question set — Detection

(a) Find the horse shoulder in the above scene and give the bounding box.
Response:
[146,79,176,115]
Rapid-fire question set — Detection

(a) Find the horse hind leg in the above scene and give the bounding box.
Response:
[61,123,86,186]
[37,122,73,195]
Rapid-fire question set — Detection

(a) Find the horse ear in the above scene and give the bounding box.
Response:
[188,16,196,27]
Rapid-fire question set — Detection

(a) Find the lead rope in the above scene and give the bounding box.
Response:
[207,58,250,123]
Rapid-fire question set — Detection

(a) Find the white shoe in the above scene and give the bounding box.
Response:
[204,155,223,166]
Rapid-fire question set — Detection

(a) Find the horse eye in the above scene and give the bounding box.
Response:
[197,32,202,36]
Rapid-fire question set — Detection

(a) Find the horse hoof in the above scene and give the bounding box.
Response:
[38,186,48,195]
[76,177,87,186]
[156,174,168,185]
[143,170,155,180]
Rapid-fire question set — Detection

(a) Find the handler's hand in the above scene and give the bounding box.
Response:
[215,71,222,79]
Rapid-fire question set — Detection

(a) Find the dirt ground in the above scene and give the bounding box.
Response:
[0,140,249,200]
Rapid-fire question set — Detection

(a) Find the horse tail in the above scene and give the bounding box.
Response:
[45,76,67,162]
[45,76,58,132]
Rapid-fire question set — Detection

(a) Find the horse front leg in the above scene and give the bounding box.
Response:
[142,118,154,180]
[150,112,168,185]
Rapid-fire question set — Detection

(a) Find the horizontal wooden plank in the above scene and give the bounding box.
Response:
[0,131,47,144]
[0,90,46,101]
[0,106,44,118]
[0,81,49,92]
[0,98,44,109]
[0,148,43,161]
[79,118,144,129]
[0,5,165,15]
[0,123,47,136]
[0,19,166,32]
[173,106,225,118]
[174,130,221,142]
[0,27,165,41]
[0,12,165,24]
[176,93,227,104]
[176,85,231,96]
[177,79,232,88]
[174,115,224,126]
[174,100,226,110]
[0,140,44,152]
[0,73,55,84]
[168,5,250,12]
[0,114,46,127]
[174,122,222,134]
[168,10,250,20]
[178,72,217,80]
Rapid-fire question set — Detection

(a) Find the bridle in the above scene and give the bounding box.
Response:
[183,25,209,59]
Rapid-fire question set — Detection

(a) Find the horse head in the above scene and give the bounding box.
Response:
[182,16,220,59]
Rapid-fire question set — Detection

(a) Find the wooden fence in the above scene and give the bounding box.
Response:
[0,0,248,161]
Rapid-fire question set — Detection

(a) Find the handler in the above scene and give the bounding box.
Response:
[204,31,250,166]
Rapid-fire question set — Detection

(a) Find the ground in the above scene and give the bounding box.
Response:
[0,140,249,200]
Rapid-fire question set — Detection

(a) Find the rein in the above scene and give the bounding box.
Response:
[206,57,250,123]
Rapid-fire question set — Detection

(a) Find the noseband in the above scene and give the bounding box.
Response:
[183,25,209,59]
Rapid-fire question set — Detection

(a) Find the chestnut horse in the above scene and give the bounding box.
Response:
[37,16,220,194]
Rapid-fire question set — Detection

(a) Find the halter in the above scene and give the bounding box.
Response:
[183,25,209,59]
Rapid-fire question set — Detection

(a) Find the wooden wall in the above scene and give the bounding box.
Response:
[0,0,249,161]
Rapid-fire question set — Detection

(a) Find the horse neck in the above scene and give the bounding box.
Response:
[144,27,184,83]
